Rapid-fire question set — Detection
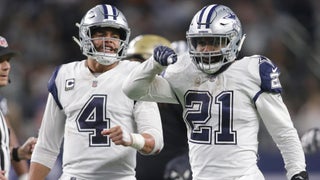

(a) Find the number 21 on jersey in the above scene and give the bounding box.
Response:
[184,90,236,145]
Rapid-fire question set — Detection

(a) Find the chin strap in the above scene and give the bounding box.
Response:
[237,34,246,52]
[72,36,81,47]
[72,23,81,47]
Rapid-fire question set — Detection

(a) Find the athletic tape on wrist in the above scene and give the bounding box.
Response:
[12,147,20,162]
[18,173,28,180]
[130,133,145,150]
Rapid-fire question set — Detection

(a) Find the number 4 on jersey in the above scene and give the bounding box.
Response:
[76,94,110,147]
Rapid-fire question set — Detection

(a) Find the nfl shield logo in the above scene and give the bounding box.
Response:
[92,80,98,87]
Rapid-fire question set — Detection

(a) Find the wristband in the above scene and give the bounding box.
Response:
[130,133,145,150]
[12,147,20,162]
[18,173,28,180]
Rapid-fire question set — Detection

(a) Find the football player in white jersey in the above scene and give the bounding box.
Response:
[29,4,163,180]
[0,36,37,180]
[123,4,308,180]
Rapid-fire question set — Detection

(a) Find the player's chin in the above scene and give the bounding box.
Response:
[0,78,9,87]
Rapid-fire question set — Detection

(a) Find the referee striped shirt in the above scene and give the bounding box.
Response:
[0,97,10,177]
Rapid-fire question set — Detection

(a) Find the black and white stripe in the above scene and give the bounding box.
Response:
[0,110,10,175]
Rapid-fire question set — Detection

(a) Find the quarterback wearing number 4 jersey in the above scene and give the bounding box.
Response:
[123,4,307,180]
[32,60,162,179]
[30,4,163,180]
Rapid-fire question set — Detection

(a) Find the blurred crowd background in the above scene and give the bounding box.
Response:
[0,0,319,179]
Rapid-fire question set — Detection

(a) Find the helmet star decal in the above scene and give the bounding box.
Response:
[224,13,236,20]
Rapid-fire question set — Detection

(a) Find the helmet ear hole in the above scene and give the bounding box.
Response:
[119,29,127,41]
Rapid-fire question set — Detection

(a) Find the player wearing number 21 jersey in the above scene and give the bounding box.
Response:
[124,53,306,180]
[123,4,307,180]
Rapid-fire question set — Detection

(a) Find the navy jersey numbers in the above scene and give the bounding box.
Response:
[215,91,236,144]
[184,90,236,145]
[258,56,282,93]
[76,94,110,147]
[184,90,212,144]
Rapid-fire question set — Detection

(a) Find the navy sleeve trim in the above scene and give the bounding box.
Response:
[47,65,63,110]
[253,90,263,105]
[258,56,282,94]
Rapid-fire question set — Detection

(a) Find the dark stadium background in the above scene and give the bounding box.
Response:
[0,0,319,179]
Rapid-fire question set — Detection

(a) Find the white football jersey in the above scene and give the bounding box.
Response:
[123,53,306,180]
[31,60,162,180]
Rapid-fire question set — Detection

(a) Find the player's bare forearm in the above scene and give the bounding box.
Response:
[29,162,51,180]
[140,133,156,154]
[6,116,29,176]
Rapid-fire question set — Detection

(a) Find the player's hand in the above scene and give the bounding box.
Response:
[19,137,37,160]
[0,170,7,180]
[153,45,177,66]
[101,126,132,146]
[291,171,308,180]
[301,128,320,154]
